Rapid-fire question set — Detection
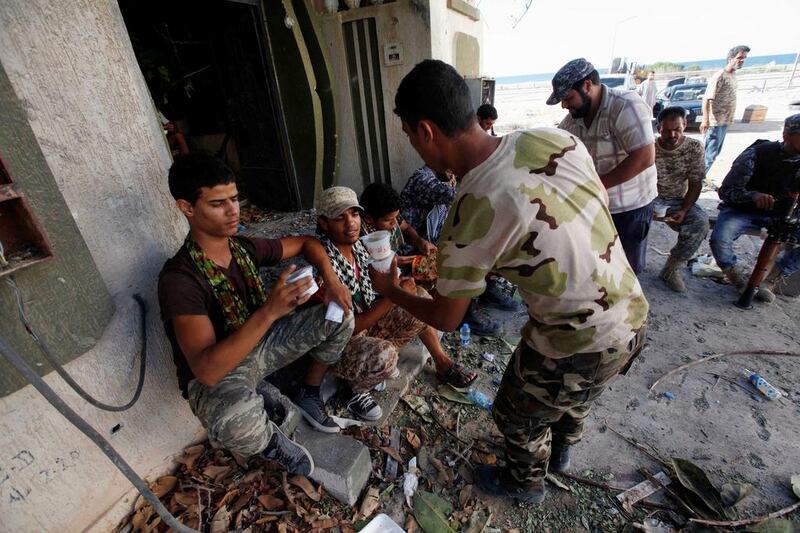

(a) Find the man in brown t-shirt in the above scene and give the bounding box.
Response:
[158,153,354,477]
[701,45,749,172]
[654,107,710,292]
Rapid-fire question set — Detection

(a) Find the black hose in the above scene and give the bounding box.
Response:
[5,277,147,412]
[0,334,198,533]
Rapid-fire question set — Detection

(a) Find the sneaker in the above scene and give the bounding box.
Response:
[475,465,546,504]
[262,424,314,476]
[347,392,383,421]
[294,388,340,433]
[463,301,501,337]
[548,444,571,472]
[479,279,524,312]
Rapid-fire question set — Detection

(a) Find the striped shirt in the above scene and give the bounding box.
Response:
[559,85,658,214]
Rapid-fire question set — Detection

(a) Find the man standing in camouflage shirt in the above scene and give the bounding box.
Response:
[701,45,750,173]
[654,107,709,292]
[370,60,648,504]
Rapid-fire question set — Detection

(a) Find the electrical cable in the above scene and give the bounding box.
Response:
[5,277,146,412]
[0,333,198,533]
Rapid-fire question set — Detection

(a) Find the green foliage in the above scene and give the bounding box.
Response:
[649,61,685,73]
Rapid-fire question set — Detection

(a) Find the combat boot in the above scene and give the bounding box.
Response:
[722,266,747,291]
[548,444,572,472]
[755,267,786,304]
[659,255,687,292]
[475,465,546,504]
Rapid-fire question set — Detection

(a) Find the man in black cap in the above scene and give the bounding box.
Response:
[548,58,658,274]
[710,113,800,303]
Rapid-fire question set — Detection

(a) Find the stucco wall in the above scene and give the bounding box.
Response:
[429,0,484,77]
[0,1,203,530]
[318,0,432,193]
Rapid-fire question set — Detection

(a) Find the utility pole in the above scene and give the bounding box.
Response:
[609,15,637,73]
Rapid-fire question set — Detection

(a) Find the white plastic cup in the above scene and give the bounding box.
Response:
[285,265,318,297]
[370,252,395,273]
[361,230,392,259]
[654,205,668,219]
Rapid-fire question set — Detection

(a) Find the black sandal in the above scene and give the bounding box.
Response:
[437,362,478,390]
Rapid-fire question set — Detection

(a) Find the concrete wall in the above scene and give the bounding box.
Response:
[315,0,483,193]
[430,0,483,77]
[317,0,433,193]
[0,1,203,530]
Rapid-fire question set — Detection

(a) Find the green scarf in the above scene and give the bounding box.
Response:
[185,236,267,332]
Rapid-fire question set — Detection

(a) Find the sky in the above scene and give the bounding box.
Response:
[478,0,799,76]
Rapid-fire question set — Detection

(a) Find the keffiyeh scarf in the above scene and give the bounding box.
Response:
[319,235,376,313]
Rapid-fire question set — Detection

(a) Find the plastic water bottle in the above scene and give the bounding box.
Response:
[743,368,782,401]
[459,323,471,347]
[466,389,493,411]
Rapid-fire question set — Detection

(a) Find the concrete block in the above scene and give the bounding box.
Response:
[294,421,372,505]
[369,338,429,426]
[257,379,302,436]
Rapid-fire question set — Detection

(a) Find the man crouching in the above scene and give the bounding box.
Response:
[158,153,354,476]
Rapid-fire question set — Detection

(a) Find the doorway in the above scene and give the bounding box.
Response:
[119,0,300,211]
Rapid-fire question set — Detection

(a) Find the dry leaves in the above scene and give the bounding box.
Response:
[116,441,351,533]
[359,486,381,519]
[289,475,321,502]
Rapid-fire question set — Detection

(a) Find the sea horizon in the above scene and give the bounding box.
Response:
[494,52,798,85]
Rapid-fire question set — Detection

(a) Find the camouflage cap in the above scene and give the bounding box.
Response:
[315,186,363,218]
[785,114,800,134]
[546,58,595,105]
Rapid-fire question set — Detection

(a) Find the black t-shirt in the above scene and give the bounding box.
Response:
[158,236,283,396]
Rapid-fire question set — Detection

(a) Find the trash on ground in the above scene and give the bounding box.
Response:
[437,384,472,404]
[663,391,675,400]
[616,470,671,514]
[403,395,434,422]
[481,352,495,362]
[690,254,725,279]
[360,513,405,533]
[403,457,419,507]
[466,389,494,410]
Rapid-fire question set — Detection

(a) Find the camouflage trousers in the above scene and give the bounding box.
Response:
[654,198,709,260]
[492,326,646,489]
[333,292,428,393]
[187,305,354,457]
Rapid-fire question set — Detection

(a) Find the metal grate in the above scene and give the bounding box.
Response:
[343,17,391,187]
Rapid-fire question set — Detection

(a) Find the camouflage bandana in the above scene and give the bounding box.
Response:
[185,236,268,332]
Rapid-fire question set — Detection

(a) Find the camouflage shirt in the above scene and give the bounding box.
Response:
[436,129,649,358]
[704,69,737,126]
[655,136,705,199]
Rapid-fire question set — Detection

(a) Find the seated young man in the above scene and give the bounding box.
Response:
[158,153,355,477]
[360,182,437,258]
[314,187,477,421]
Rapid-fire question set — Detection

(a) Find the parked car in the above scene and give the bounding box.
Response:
[600,73,637,91]
[652,83,707,126]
